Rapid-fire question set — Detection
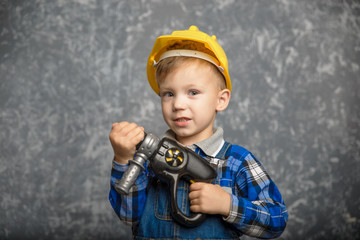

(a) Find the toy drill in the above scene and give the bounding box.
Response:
[116,132,217,227]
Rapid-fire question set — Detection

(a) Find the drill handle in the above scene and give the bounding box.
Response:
[169,173,206,227]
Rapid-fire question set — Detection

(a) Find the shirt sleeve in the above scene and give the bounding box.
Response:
[109,160,149,226]
[223,152,288,239]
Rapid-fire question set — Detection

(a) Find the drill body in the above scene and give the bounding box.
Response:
[116,132,217,227]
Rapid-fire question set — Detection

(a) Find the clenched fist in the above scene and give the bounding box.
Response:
[109,121,145,164]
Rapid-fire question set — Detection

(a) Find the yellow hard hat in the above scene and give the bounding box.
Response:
[147,25,231,95]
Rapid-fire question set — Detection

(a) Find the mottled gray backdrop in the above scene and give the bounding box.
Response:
[1,0,359,239]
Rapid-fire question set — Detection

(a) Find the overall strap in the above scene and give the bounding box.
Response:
[215,141,232,159]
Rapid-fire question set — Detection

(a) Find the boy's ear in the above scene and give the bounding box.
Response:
[216,89,231,112]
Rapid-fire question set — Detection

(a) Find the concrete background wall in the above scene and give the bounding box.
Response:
[1,0,359,239]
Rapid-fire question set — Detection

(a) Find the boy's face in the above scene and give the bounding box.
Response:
[159,61,230,145]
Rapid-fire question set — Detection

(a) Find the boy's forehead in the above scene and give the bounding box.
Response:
[160,60,218,87]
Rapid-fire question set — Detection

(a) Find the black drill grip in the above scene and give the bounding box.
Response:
[168,172,207,227]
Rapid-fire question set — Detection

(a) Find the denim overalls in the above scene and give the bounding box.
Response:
[133,142,241,240]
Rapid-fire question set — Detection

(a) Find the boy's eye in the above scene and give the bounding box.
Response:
[162,92,174,97]
[189,90,198,96]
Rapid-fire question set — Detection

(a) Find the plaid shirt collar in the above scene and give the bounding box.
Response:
[163,127,225,157]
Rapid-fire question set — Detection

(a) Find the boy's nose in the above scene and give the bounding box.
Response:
[173,96,187,111]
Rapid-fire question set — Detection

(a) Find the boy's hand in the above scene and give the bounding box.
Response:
[109,121,145,164]
[189,182,231,217]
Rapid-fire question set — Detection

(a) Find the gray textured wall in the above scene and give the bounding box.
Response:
[1,0,359,239]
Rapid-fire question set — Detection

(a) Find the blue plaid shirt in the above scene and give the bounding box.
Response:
[109,128,288,239]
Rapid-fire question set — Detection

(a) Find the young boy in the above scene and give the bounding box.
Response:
[109,26,288,239]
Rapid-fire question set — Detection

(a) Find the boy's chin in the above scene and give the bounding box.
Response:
[172,130,194,143]
[173,130,211,146]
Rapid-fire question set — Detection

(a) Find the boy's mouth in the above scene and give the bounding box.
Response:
[174,117,191,126]
[176,118,189,122]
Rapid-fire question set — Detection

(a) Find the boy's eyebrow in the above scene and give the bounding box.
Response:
[158,86,173,92]
[185,84,204,89]
[159,83,203,90]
